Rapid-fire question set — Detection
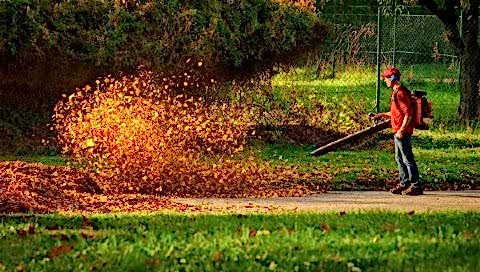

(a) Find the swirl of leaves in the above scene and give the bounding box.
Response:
[50,64,337,196]
[52,65,280,194]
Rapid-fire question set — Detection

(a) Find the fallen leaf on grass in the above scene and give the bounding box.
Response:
[46,225,59,230]
[49,244,73,258]
[258,230,271,236]
[213,251,223,262]
[16,229,27,237]
[382,224,399,231]
[80,229,100,239]
[347,262,362,272]
[15,264,24,272]
[321,222,331,232]
[249,227,257,237]
[28,225,35,235]
[47,230,70,241]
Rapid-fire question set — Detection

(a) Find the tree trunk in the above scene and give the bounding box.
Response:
[418,0,480,121]
[458,2,480,121]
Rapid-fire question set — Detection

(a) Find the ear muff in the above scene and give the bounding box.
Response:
[390,75,397,82]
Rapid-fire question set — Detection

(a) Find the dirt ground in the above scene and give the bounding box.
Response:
[176,190,480,213]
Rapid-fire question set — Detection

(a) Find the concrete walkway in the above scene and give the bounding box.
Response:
[176,191,480,212]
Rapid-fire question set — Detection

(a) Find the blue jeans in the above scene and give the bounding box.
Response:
[394,134,420,188]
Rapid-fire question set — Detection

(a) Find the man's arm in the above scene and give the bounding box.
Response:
[372,112,391,120]
[395,90,413,138]
[398,115,412,132]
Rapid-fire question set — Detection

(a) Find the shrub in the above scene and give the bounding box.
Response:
[0,0,329,77]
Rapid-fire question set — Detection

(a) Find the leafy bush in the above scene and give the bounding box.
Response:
[0,0,329,77]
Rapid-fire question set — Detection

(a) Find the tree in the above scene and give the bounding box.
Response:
[416,0,480,121]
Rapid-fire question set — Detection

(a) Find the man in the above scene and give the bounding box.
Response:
[372,67,422,196]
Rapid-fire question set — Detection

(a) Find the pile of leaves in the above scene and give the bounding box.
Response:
[0,160,331,213]
[0,161,191,213]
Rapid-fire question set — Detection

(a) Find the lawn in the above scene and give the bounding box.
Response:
[1,212,479,271]
[253,141,480,189]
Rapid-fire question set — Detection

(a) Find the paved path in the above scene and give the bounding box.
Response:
[176,191,480,212]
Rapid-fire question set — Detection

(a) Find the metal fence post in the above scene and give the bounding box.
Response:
[332,0,337,79]
[392,0,397,67]
[376,6,382,113]
[457,10,463,90]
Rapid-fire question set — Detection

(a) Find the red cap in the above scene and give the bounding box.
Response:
[381,67,401,80]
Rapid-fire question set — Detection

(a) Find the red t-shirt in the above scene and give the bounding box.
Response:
[390,86,414,134]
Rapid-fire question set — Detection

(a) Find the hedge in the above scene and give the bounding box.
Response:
[0,0,329,76]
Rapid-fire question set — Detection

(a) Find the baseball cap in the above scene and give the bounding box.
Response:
[380,67,401,80]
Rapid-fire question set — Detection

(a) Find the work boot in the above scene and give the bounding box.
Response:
[389,184,409,195]
[402,186,424,196]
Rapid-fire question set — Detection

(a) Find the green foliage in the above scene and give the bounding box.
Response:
[1,212,479,271]
[0,0,329,76]
[0,108,57,156]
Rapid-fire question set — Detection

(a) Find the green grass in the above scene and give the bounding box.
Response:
[252,141,480,189]
[272,63,465,128]
[0,155,67,166]
[247,127,480,188]
[1,212,479,271]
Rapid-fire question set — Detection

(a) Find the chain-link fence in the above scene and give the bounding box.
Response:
[316,2,474,128]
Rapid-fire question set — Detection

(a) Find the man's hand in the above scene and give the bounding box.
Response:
[395,130,405,139]
[370,113,384,120]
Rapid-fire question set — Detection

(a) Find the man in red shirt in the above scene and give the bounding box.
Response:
[373,67,422,196]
